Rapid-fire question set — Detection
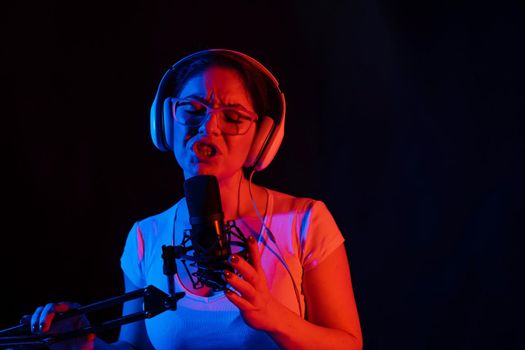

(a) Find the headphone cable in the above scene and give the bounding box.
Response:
[247,169,303,318]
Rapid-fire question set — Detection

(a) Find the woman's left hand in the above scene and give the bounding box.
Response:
[224,235,283,332]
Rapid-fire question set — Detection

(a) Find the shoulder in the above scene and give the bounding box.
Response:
[265,187,341,238]
[264,188,345,270]
[133,198,185,235]
[266,187,329,216]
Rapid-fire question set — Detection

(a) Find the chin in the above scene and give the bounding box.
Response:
[184,163,220,179]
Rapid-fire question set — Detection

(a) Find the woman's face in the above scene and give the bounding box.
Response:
[172,66,257,181]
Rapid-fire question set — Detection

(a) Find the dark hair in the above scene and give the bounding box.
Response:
[169,51,279,121]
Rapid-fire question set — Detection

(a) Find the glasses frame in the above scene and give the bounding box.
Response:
[170,97,259,135]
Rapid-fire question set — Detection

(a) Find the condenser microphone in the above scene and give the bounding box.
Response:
[183,175,232,290]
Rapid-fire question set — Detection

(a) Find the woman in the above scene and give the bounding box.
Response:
[30,49,363,350]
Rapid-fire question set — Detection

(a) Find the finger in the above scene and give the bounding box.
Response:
[224,288,254,312]
[54,302,75,313]
[229,254,258,286]
[224,270,256,301]
[30,306,44,334]
[39,303,59,333]
[40,302,74,333]
[246,235,263,272]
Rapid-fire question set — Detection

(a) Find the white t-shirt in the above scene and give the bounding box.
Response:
[120,189,345,349]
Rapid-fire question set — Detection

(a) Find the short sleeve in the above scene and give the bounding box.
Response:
[299,200,345,271]
[120,221,147,288]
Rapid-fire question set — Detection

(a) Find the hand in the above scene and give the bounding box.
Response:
[224,235,283,332]
[30,302,95,350]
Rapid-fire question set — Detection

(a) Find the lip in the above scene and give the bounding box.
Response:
[189,138,222,158]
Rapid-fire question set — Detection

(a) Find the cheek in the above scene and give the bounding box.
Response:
[172,125,192,145]
[228,132,256,161]
[172,127,192,157]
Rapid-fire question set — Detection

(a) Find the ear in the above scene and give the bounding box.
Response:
[244,116,275,169]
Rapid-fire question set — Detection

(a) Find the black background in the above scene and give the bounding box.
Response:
[1,1,524,349]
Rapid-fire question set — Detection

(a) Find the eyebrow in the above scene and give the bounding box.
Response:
[180,94,250,110]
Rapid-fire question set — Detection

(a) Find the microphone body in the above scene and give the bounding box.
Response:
[183,175,232,290]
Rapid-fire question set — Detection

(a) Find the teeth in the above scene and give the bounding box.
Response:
[195,143,216,157]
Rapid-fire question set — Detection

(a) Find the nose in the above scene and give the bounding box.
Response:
[198,111,221,135]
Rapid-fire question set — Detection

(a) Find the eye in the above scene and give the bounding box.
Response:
[178,100,206,115]
[223,110,251,124]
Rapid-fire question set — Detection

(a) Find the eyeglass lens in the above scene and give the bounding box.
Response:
[174,99,256,135]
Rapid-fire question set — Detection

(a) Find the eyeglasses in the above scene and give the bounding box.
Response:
[170,97,259,135]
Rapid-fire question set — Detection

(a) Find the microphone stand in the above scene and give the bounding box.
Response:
[1,229,188,349]
[0,285,185,348]
[0,251,185,350]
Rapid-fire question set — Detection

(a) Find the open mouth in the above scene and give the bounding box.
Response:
[193,141,217,158]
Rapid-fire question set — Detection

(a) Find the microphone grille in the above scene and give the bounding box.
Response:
[183,175,223,219]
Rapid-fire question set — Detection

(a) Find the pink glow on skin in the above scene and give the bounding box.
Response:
[136,226,145,262]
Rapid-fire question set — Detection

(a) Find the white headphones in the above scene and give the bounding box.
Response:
[150,49,286,172]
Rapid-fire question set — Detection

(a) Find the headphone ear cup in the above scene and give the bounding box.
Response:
[245,116,275,170]
[162,97,174,151]
[256,114,285,171]
[150,95,169,151]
